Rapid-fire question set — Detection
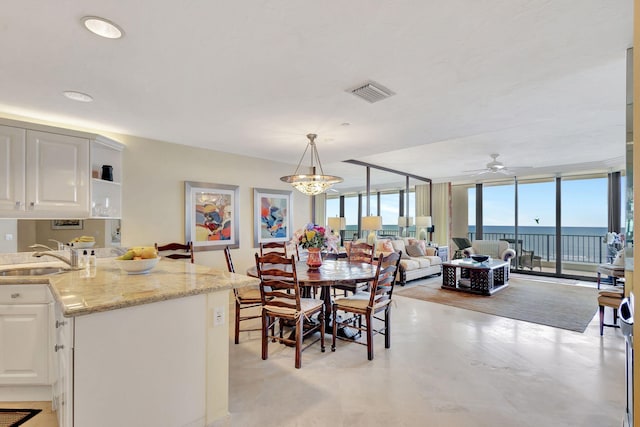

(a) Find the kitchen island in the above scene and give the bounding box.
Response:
[0,258,259,427]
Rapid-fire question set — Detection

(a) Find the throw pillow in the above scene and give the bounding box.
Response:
[613,249,625,266]
[376,239,394,254]
[408,238,427,254]
[406,244,425,258]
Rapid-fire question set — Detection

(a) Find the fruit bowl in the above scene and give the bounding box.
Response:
[113,257,160,275]
[471,254,490,263]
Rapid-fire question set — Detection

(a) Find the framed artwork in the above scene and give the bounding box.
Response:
[185,181,239,251]
[51,219,83,230]
[254,188,293,247]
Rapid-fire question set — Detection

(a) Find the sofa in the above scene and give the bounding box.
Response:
[376,238,442,286]
[462,240,516,262]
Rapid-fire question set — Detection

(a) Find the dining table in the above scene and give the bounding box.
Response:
[246,259,378,332]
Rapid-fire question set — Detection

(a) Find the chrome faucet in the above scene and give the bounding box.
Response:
[32,247,79,268]
[29,243,56,251]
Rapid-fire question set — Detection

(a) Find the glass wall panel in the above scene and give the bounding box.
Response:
[379,192,400,236]
[343,195,359,241]
[560,176,607,276]
[325,197,340,224]
[468,187,476,240]
[515,179,556,272]
[481,181,515,243]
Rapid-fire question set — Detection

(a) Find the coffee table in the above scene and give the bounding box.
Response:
[441,259,509,295]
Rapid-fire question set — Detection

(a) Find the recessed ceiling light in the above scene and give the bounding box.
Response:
[82,16,124,39]
[63,91,94,103]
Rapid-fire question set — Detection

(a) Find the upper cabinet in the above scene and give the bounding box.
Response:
[0,119,123,219]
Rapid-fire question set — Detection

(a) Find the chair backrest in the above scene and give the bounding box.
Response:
[348,242,374,264]
[260,242,288,257]
[254,252,300,309]
[155,242,194,263]
[368,251,402,307]
[453,237,472,250]
[224,246,235,273]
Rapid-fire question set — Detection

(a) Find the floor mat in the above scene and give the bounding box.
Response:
[0,408,41,427]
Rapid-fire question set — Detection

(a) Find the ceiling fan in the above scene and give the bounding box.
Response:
[464,154,531,176]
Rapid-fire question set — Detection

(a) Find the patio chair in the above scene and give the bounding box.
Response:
[520,249,542,271]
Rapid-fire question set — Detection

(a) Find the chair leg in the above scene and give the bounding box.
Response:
[319,310,325,352]
[234,300,241,344]
[597,272,602,289]
[331,305,338,352]
[599,305,605,336]
[262,312,269,360]
[366,313,374,361]
[385,307,391,349]
[295,315,303,369]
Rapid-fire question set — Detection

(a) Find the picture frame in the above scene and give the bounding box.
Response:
[51,219,83,230]
[254,188,293,247]
[185,181,240,251]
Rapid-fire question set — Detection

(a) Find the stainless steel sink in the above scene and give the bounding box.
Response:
[0,267,68,276]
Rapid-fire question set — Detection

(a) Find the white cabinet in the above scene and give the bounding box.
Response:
[0,118,124,219]
[0,125,26,212]
[0,123,90,218]
[52,302,73,427]
[0,285,52,385]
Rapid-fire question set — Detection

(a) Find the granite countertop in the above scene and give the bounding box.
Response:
[0,258,259,317]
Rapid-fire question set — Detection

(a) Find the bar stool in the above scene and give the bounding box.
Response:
[598,288,624,335]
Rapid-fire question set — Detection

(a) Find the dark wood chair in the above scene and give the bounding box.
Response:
[154,241,194,263]
[260,242,288,257]
[255,252,325,369]
[331,251,401,360]
[333,242,374,296]
[598,288,624,335]
[224,246,262,344]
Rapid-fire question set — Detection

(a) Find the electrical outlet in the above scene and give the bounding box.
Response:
[4,234,13,241]
[213,306,225,326]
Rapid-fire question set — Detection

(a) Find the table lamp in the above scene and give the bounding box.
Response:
[397,216,414,237]
[362,216,382,246]
[415,216,432,241]
[327,216,346,238]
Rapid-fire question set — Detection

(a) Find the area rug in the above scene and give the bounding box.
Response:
[395,277,598,333]
[0,408,41,427]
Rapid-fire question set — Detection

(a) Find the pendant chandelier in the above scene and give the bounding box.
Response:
[280,133,343,196]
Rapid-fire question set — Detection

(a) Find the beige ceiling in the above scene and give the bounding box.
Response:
[0,1,633,191]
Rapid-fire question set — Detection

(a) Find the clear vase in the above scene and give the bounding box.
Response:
[306,247,323,270]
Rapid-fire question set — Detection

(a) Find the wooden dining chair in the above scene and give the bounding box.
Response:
[260,241,288,257]
[155,241,194,263]
[331,251,401,360]
[255,252,325,369]
[333,242,374,296]
[224,246,262,344]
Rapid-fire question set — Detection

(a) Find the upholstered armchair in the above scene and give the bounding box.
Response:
[462,240,516,262]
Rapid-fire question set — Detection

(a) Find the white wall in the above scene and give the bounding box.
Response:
[104,132,310,273]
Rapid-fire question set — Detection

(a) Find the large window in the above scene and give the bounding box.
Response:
[516,179,556,271]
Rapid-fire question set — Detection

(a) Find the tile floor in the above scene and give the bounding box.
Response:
[3,274,627,427]
[228,274,626,427]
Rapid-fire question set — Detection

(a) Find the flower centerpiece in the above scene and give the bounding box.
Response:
[292,223,339,269]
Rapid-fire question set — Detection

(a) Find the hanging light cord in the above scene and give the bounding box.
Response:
[291,133,325,176]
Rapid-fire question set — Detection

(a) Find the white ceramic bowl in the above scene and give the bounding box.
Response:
[69,241,95,249]
[113,257,160,275]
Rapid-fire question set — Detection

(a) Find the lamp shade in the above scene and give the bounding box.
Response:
[327,216,346,231]
[362,216,383,231]
[397,216,414,227]
[415,216,432,228]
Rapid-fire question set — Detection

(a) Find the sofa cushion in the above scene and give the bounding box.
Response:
[406,244,425,257]
[417,258,432,268]
[399,259,420,270]
[408,239,427,253]
[391,239,406,253]
[425,255,442,266]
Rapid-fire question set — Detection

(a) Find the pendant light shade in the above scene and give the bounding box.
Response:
[280,133,343,196]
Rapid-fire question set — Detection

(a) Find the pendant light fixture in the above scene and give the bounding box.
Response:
[280,133,343,196]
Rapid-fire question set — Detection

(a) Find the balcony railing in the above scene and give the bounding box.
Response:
[468,232,611,264]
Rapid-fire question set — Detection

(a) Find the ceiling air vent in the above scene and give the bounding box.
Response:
[348,81,395,103]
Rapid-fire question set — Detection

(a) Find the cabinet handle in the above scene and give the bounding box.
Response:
[56,320,67,328]
[10,293,20,299]
[28,201,35,210]
[14,201,22,210]
[54,344,64,352]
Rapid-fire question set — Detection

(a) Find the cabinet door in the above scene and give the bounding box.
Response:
[26,130,89,215]
[0,125,26,211]
[53,305,73,427]
[0,304,49,385]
